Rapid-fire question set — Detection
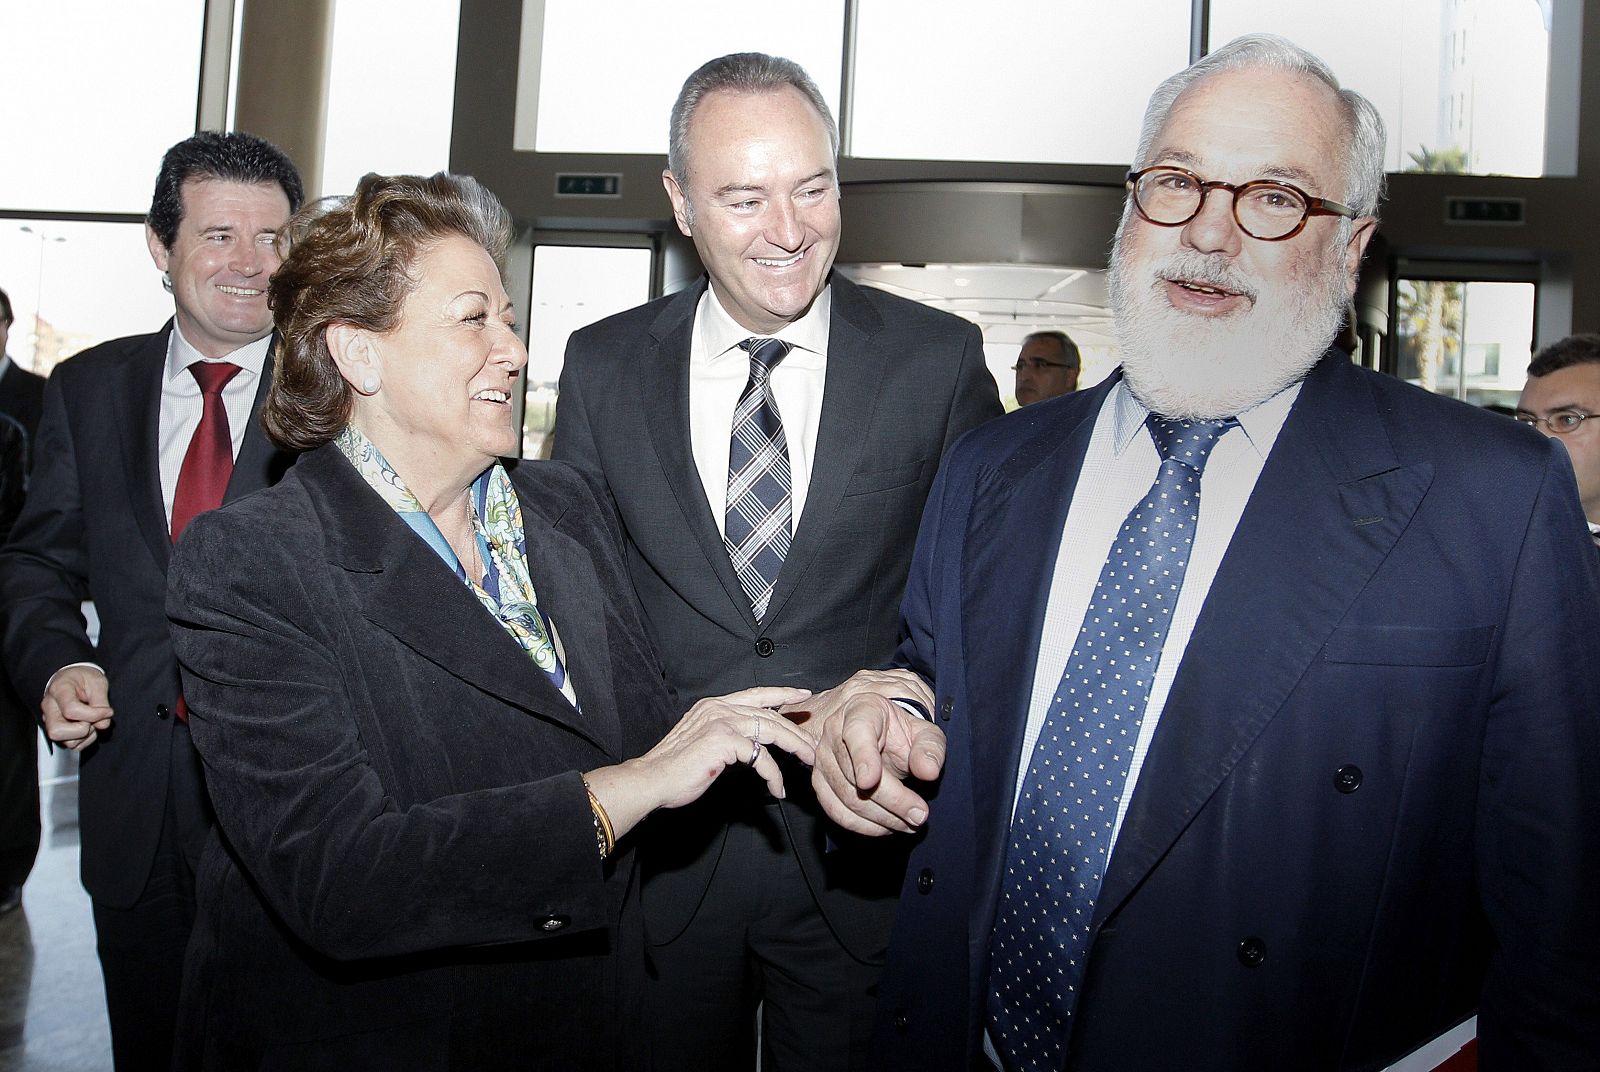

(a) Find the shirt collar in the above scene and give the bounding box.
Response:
[700,282,831,368]
[0,354,11,379]
[164,323,272,384]
[1109,373,1303,459]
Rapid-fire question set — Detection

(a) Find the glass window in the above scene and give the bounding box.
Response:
[1,221,173,375]
[838,262,1114,410]
[521,0,845,155]
[0,1,207,212]
[850,0,1190,164]
[321,0,462,196]
[1208,0,1549,176]
[523,244,653,457]
[1394,279,1535,406]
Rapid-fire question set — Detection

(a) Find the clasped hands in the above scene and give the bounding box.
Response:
[602,669,944,840]
[779,668,946,837]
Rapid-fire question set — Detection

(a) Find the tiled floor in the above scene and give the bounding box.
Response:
[0,748,113,1072]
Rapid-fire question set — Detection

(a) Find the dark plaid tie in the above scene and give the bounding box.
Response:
[986,414,1234,1070]
[725,338,792,620]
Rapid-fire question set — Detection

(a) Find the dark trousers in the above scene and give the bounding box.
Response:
[91,727,208,1072]
[645,802,883,1072]
[0,683,39,890]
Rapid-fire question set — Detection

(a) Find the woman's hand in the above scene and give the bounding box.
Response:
[584,686,817,841]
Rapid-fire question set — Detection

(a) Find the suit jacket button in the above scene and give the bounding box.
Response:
[891,1011,909,1032]
[754,637,775,657]
[539,915,569,932]
[939,698,952,722]
[155,705,170,721]
[1334,765,1363,793]
[1237,936,1267,967]
[916,868,934,895]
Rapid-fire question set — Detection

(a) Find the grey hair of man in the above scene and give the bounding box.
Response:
[1022,330,1081,370]
[1126,33,1387,243]
[666,52,840,223]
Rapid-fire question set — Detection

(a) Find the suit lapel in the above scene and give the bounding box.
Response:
[306,447,618,753]
[1093,354,1434,925]
[641,281,761,632]
[115,325,175,571]
[520,473,624,756]
[962,382,1111,941]
[225,344,287,501]
[762,276,885,624]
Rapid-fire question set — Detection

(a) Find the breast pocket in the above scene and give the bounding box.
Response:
[844,458,926,498]
[1321,624,1495,667]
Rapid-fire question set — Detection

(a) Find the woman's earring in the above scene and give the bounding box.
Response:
[361,374,380,394]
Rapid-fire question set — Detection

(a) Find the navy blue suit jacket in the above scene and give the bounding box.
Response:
[874,353,1600,1071]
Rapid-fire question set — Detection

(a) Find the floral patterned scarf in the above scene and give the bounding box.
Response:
[335,426,575,705]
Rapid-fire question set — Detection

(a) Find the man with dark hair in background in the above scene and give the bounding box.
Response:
[1012,329,1080,406]
[0,403,30,917]
[0,284,43,914]
[1517,332,1600,546]
[0,132,301,1070]
[555,51,1000,1071]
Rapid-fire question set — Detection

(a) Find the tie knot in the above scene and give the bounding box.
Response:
[1146,414,1234,471]
[740,338,790,382]
[189,361,242,396]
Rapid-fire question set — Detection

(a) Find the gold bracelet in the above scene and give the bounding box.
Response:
[582,777,615,861]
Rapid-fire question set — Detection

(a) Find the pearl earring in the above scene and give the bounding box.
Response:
[361,374,380,394]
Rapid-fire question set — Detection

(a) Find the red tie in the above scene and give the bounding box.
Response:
[171,361,242,544]
[170,361,241,725]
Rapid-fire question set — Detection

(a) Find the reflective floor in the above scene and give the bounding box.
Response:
[0,747,113,1072]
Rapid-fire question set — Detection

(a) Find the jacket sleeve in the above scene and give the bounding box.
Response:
[0,370,97,707]
[166,506,615,962]
[1475,443,1600,1068]
[939,321,1003,458]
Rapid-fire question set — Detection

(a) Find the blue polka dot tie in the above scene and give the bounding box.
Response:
[985,414,1234,1071]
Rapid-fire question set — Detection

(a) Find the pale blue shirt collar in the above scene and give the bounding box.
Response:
[164,323,271,382]
[0,354,11,379]
[1108,374,1304,459]
[701,282,831,368]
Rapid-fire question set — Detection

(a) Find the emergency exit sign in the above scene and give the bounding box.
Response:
[1444,196,1525,225]
[556,173,622,197]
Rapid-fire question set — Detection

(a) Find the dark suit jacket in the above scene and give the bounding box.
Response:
[553,273,1001,958]
[875,353,1600,1071]
[0,323,292,908]
[166,445,677,1070]
[0,358,46,461]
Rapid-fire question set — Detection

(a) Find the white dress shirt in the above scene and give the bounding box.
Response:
[1012,378,1301,847]
[688,284,831,535]
[159,326,270,529]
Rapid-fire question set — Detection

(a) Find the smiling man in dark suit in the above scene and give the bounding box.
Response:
[812,34,1600,1072]
[554,52,1001,1071]
[0,132,301,1071]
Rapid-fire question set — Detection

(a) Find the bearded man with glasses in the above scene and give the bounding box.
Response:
[806,33,1600,1072]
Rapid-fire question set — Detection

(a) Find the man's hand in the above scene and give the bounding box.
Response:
[41,665,113,751]
[785,670,946,836]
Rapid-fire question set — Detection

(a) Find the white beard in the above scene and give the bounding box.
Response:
[1108,230,1350,420]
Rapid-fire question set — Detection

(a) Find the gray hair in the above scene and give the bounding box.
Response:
[667,52,839,188]
[1132,34,1387,219]
[1022,330,1081,369]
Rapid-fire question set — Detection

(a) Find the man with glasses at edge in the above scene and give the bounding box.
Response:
[1012,330,1081,407]
[805,33,1600,1072]
[1517,333,1600,547]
